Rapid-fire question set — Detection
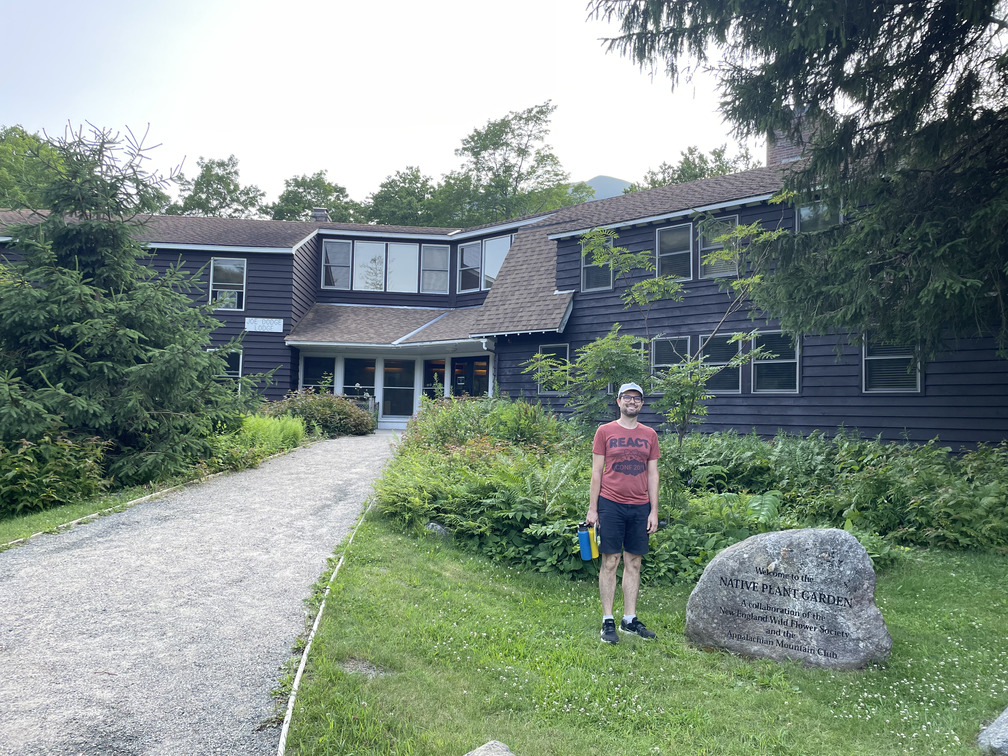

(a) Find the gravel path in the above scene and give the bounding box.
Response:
[0,432,398,756]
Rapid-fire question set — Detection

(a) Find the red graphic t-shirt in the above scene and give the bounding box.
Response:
[592,420,660,505]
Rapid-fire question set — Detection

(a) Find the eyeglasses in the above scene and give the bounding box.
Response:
[620,395,643,404]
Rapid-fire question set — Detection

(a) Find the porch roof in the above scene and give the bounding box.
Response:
[285,303,486,348]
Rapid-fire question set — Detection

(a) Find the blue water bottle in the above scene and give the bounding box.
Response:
[578,522,592,560]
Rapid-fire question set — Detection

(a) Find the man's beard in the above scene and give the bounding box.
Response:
[621,405,640,418]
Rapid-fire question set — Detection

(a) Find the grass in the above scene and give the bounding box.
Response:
[285,516,1008,755]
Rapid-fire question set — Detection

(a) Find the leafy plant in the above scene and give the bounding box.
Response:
[261,389,375,437]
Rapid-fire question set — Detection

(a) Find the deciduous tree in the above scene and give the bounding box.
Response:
[166,154,264,218]
[366,166,437,226]
[265,170,362,222]
[0,125,63,209]
[626,144,758,192]
[592,0,1008,358]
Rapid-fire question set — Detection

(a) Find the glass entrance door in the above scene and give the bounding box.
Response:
[383,359,416,416]
[451,357,489,397]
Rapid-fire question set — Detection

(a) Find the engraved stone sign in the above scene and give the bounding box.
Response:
[685,528,892,669]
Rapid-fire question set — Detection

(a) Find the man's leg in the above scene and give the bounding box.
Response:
[599,552,622,616]
[621,551,642,617]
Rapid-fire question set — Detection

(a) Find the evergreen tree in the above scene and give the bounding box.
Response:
[0,127,259,484]
[593,0,1008,358]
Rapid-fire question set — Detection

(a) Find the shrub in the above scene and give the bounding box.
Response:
[238,414,305,453]
[261,390,375,437]
[0,435,107,516]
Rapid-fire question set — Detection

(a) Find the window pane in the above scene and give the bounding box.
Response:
[323,241,351,266]
[653,337,688,366]
[421,245,449,294]
[353,241,385,291]
[343,358,376,396]
[754,362,797,391]
[303,356,335,388]
[866,341,913,358]
[659,225,690,253]
[706,366,740,391]
[799,202,838,233]
[755,332,795,360]
[387,243,419,293]
[700,217,738,278]
[866,358,917,390]
[212,259,245,285]
[322,241,351,289]
[583,263,611,291]
[459,242,481,292]
[483,235,511,289]
[702,336,739,363]
[422,270,449,292]
[659,252,691,279]
[423,359,445,398]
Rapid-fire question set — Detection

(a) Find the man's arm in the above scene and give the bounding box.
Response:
[646,458,659,534]
[587,452,605,527]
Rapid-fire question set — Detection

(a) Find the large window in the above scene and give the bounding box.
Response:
[701,334,741,393]
[353,241,386,291]
[209,258,246,310]
[421,245,449,293]
[863,336,920,392]
[423,359,446,398]
[751,332,799,393]
[386,243,419,293]
[657,224,692,280]
[581,238,613,291]
[537,344,569,394]
[322,241,351,289]
[323,241,423,293]
[699,216,739,278]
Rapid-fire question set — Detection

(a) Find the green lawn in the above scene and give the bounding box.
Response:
[285,516,1008,755]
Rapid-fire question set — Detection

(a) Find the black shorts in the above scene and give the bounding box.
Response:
[597,495,650,555]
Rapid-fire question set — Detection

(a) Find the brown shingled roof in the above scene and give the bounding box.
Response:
[286,303,482,347]
[468,166,787,337]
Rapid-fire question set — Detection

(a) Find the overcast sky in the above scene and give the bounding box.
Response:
[2,0,759,203]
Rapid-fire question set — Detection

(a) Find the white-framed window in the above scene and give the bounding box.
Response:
[209,258,246,310]
[652,336,690,372]
[458,241,482,292]
[656,224,692,280]
[343,357,376,398]
[798,201,841,233]
[700,333,741,393]
[421,244,450,293]
[863,335,920,392]
[353,241,386,291]
[699,216,739,278]
[581,238,613,291]
[321,240,351,289]
[751,332,799,393]
[537,343,569,394]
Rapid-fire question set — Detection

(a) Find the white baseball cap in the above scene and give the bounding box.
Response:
[618,382,644,397]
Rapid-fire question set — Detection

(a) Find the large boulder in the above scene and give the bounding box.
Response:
[685,528,891,670]
[979,706,1008,755]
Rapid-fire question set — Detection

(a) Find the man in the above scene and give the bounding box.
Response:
[586,382,660,643]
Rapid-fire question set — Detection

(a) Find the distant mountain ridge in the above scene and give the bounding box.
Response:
[584,175,631,200]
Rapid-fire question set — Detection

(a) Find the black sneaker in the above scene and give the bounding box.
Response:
[619,616,656,639]
[600,618,619,644]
